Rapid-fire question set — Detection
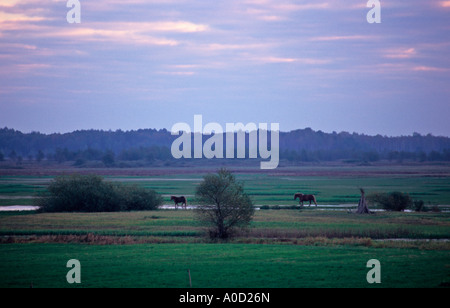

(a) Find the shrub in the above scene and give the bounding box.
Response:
[413,199,427,212]
[431,205,441,213]
[116,184,163,211]
[367,191,413,211]
[35,174,162,212]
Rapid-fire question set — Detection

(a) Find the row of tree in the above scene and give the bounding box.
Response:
[2,147,450,166]
[0,146,172,166]
[281,148,450,163]
[1,127,450,164]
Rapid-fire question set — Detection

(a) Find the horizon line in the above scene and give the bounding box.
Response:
[1,126,449,139]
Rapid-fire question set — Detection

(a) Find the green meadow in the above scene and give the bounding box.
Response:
[1,209,449,288]
[0,165,449,288]
[1,166,450,207]
[1,243,449,288]
[1,210,450,241]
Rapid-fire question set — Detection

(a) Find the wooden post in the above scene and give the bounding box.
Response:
[188,269,192,288]
[356,188,372,214]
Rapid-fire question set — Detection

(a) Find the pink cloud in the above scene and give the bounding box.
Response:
[258,56,331,65]
[413,66,448,72]
[309,35,374,42]
[384,48,417,59]
[0,11,46,22]
[1,20,209,47]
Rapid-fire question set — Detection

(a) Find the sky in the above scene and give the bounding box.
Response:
[0,0,449,136]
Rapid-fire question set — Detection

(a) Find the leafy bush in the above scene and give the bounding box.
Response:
[35,174,162,212]
[367,191,413,211]
[116,184,163,211]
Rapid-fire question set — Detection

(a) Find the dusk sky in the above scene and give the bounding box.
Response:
[0,0,449,136]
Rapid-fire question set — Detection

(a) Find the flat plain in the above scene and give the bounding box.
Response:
[0,163,449,288]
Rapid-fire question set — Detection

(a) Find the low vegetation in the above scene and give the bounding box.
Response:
[366,191,439,212]
[367,191,413,211]
[1,210,449,245]
[34,174,163,213]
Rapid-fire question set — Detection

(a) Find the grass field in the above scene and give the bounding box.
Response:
[1,164,450,207]
[1,243,449,288]
[1,209,449,288]
[0,164,449,288]
[1,210,450,241]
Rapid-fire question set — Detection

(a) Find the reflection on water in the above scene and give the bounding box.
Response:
[0,206,40,211]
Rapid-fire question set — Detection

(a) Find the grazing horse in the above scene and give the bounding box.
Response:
[170,196,187,210]
[294,193,317,207]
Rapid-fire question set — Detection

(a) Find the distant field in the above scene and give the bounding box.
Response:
[1,164,450,207]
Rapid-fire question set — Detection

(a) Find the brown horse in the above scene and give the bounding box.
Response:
[171,196,187,210]
[294,193,317,207]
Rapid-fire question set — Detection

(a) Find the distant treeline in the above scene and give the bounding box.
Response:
[0,127,449,164]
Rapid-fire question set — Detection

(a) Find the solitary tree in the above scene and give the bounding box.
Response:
[195,169,254,240]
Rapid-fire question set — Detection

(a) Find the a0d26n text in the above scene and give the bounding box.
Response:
[223,292,269,303]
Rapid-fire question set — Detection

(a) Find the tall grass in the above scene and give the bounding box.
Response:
[245,226,420,240]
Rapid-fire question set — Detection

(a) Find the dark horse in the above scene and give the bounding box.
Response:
[170,196,187,210]
[294,193,317,207]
